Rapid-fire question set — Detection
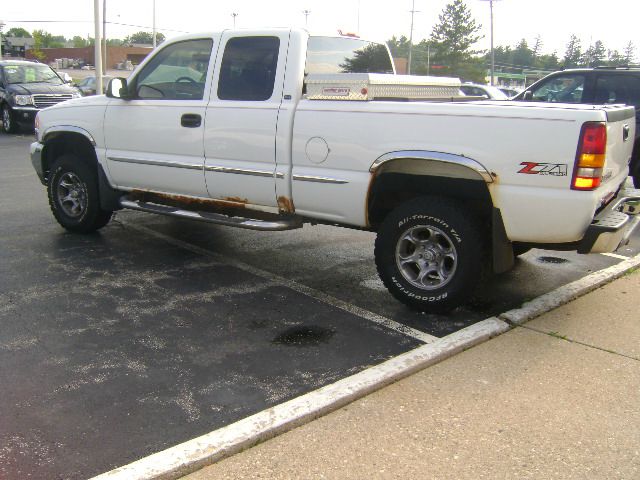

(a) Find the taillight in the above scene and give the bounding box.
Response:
[572,122,606,190]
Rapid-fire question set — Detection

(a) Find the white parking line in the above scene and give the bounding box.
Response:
[125,223,438,344]
[600,252,629,260]
[90,318,509,480]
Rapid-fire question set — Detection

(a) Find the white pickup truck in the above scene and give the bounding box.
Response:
[30,29,640,313]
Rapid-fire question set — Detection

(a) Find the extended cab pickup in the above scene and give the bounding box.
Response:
[30,29,640,313]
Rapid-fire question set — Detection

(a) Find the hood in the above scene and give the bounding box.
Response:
[7,82,79,96]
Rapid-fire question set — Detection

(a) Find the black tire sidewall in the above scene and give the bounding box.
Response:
[48,155,105,232]
[375,198,484,312]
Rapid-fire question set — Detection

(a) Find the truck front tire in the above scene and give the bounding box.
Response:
[374,197,485,313]
[47,154,113,233]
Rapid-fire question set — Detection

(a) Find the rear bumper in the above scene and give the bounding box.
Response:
[578,186,640,253]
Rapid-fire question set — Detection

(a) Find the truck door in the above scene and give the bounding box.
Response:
[104,38,215,197]
[204,31,290,207]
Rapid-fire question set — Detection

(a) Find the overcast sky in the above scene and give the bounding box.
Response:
[2,0,637,58]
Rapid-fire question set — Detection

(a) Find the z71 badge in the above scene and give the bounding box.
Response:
[518,162,568,176]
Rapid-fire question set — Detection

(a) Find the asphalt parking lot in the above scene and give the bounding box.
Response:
[1,131,639,479]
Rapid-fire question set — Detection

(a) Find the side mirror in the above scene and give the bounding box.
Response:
[62,73,73,84]
[522,90,533,101]
[106,77,130,99]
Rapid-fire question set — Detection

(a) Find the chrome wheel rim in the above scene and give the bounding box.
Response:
[2,107,10,131]
[395,225,458,290]
[56,172,88,218]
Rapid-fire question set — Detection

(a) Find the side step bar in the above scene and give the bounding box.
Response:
[119,198,303,231]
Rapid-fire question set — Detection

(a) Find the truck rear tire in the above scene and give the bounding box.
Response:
[374,197,485,313]
[47,154,113,233]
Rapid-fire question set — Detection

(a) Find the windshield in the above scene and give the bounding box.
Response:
[305,36,394,75]
[2,64,63,85]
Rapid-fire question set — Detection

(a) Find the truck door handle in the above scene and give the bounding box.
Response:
[623,124,630,142]
[181,113,202,128]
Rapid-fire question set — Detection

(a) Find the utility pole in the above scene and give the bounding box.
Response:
[102,0,107,73]
[94,0,103,96]
[480,0,498,85]
[152,0,156,48]
[231,12,238,29]
[302,9,311,27]
[407,0,419,75]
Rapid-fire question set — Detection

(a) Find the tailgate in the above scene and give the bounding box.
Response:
[604,106,636,183]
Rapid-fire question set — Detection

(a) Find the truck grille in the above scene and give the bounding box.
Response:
[32,94,74,109]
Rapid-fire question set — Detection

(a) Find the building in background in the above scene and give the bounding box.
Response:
[26,46,152,69]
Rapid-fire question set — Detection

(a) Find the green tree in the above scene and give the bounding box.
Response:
[562,34,582,68]
[583,40,606,67]
[623,41,636,64]
[50,35,66,48]
[6,27,31,38]
[31,30,50,60]
[72,36,89,47]
[428,0,485,81]
[531,35,543,58]
[537,52,559,70]
[124,31,165,45]
[512,39,534,67]
[387,35,411,59]
[339,43,395,73]
[607,49,625,66]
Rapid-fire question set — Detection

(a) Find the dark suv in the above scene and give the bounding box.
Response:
[514,67,640,187]
[0,60,82,133]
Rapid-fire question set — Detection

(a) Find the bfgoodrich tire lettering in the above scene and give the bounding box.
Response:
[375,197,486,313]
[47,154,113,233]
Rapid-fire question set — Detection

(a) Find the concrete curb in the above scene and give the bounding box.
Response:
[90,318,509,480]
[499,253,640,325]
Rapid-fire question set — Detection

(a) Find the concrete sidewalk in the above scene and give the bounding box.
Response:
[184,271,640,480]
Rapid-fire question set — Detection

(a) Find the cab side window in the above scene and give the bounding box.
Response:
[134,39,213,100]
[217,36,280,101]
[530,74,585,103]
[595,75,640,108]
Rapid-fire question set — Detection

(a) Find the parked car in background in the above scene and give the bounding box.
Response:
[497,86,521,98]
[77,76,114,96]
[460,83,509,100]
[514,67,640,187]
[0,60,82,133]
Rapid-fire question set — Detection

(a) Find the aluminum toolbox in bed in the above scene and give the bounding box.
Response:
[304,73,462,101]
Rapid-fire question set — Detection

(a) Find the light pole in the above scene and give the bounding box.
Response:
[94,0,103,95]
[302,9,311,27]
[480,0,498,85]
[152,0,156,48]
[407,0,420,75]
[0,20,5,60]
[231,12,238,29]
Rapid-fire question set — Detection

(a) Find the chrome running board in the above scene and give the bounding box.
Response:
[119,198,302,231]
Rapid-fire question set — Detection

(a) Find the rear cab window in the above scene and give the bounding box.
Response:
[305,37,394,75]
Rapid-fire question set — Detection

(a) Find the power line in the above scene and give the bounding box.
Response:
[4,19,190,33]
